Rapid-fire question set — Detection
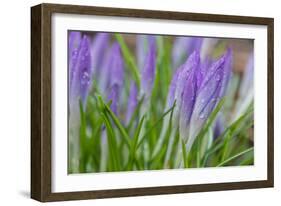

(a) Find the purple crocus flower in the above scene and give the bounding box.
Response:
[68,32,92,172]
[172,37,203,69]
[106,42,124,114]
[173,52,200,126]
[91,33,110,78]
[186,50,232,150]
[166,49,232,153]
[140,36,157,100]
[69,31,82,89]
[69,33,92,107]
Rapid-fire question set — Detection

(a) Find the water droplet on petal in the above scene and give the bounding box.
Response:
[216,75,221,81]
[81,71,90,86]
[199,114,205,119]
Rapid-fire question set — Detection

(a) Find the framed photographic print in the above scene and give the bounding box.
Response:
[31,3,274,202]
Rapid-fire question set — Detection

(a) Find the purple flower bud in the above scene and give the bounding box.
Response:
[126,82,138,124]
[69,31,82,88]
[140,36,157,100]
[91,33,110,78]
[188,50,232,145]
[106,42,124,114]
[174,52,200,139]
[174,52,200,120]
[179,62,198,139]
[69,34,92,106]
[172,37,202,68]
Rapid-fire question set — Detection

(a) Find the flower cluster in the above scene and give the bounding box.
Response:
[68,32,254,173]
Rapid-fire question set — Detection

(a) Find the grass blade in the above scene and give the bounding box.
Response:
[181,139,188,168]
[137,103,175,149]
[216,147,254,167]
[96,95,131,148]
[127,115,146,170]
[101,113,121,171]
[115,34,141,88]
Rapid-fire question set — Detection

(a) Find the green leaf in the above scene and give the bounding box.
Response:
[137,103,176,149]
[201,106,253,166]
[181,139,188,168]
[127,115,146,170]
[126,96,144,131]
[216,147,254,167]
[101,113,121,171]
[115,34,140,88]
[96,94,131,149]
[79,100,87,173]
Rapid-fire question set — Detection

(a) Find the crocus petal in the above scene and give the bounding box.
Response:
[108,42,124,87]
[69,31,82,88]
[106,42,124,114]
[179,64,198,141]
[78,35,92,104]
[219,48,232,97]
[140,36,157,100]
[70,34,92,106]
[188,50,232,150]
[91,33,110,77]
[174,51,200,125]
[126,82,138,124]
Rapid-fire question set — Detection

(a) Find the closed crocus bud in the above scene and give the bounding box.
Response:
[106,42,124,114]
[172,37,202,69]
[69,31,82,90]
[174,51,200,126]
[70,34,92,107]
[187,49,232,151]
[140,36,157,101]
[91,33,110,78]
[68,33,92,172]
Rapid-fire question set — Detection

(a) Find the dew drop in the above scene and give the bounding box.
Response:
[199,114,205,119]
[81,71,90,86]
[216,75,221,81]
[72,50,78,57]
